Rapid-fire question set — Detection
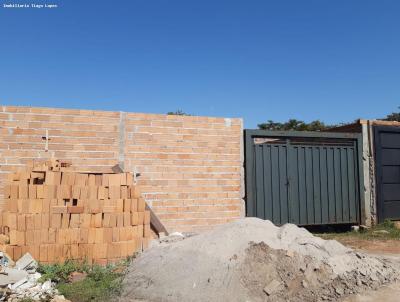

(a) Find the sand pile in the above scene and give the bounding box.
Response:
[119,218,398,302]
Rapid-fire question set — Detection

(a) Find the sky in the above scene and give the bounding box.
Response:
[0,0,399,128]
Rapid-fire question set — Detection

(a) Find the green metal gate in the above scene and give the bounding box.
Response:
[245,130,363,225]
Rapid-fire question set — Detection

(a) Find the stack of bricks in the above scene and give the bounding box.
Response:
[0,160,151,265]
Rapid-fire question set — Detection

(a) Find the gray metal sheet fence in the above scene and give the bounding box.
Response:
[375,126,400,221]
[245,130,362,225]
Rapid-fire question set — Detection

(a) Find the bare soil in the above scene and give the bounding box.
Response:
[342,282,400,302]
[332,237,400,254]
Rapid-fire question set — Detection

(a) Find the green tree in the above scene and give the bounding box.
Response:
[167,110,191,116]
[381,107,400,121]
[258,119,335,131]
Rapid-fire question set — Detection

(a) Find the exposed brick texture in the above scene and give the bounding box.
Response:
[0,106,244,233]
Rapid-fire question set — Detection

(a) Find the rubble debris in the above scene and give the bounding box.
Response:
[169,232,184,237]
[285,250,295,258]
[151,232,186,247]
[15,253,37,271]
[120,218,399,302]
[0,252,70,301]
[0,268,28,286]
[263,279,283,296]
[0,251,14,267]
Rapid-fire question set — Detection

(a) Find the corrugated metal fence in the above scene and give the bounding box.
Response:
[375,126,400,222]
[245,130,363,225]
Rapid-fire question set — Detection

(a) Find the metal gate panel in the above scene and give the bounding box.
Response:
[245,130,362,226]
[375,126,400,221]
[254,144,289,224]
[288,145,359,225]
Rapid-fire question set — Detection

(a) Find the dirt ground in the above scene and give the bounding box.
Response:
[342,282,400,302]
[333,238,400,254]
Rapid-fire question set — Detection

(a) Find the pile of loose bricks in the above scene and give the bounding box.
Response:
[0,160,151,265]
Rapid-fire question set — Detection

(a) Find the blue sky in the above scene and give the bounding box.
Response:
[0,0,399,127]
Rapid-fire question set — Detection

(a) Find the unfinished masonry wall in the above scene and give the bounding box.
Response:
[0,105,244,233]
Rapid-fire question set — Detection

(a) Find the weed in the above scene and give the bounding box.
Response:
[382,219,396,230]
[38,260,90,283]
[37,260,129,302]
[57,269,123,302]
[319,220,400,241]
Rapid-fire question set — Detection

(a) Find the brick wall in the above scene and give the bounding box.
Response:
[0,106,244,232]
